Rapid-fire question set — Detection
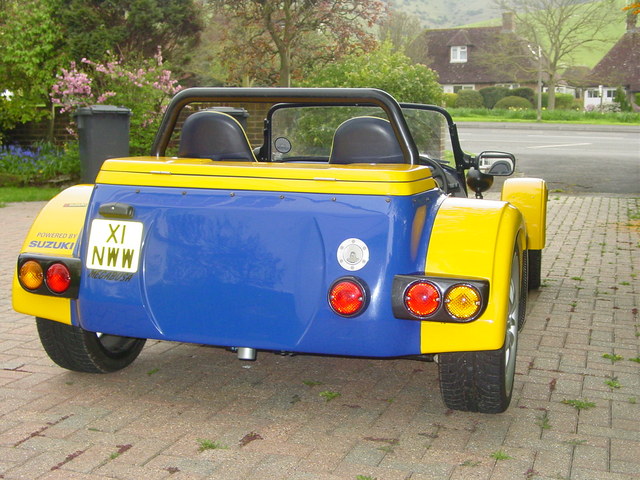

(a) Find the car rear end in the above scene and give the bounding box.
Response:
[72,159,442,357]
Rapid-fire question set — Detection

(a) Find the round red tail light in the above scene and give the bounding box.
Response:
[329,278,367,317]
[404,281,441,317]
[45,263,72,294]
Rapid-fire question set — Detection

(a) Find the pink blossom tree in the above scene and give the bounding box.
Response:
[51,49,182,154]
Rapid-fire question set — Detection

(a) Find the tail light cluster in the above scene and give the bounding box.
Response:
[328,277,368,317]
[17,255,81,298]
[328,274,488,323]
[393,275,489,323]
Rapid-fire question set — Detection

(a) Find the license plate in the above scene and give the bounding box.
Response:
[86,219,143,273]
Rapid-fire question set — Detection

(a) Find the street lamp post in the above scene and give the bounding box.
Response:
[528,44,543,122]
[536,45,542,122]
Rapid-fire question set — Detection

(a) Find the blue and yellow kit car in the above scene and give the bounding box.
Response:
[13,88,547,413]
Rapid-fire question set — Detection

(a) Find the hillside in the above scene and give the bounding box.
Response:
[388,0,499,28]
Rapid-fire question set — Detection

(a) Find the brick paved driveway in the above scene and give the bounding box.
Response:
[1,195,638,480]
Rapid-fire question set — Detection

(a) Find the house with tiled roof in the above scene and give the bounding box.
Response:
[408,13,539,93]
[584,14,640,110]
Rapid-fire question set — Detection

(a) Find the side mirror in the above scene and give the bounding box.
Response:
[476,151,516,176]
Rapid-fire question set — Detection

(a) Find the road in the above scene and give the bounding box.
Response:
[456,123,640,194]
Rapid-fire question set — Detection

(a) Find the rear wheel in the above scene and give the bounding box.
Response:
[438,248,524,413]
[36,317,145,373]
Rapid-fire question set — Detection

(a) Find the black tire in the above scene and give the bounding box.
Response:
[36,317,145,373]
[527,249,542,289]
[438,248,524,413]
[519,248,528,331]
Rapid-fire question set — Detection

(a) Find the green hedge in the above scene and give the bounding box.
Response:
[478,86,510,109]
[455,89,484,108]
[494,96,533,110]
[538,92,577,110]
[443,93,458,108]
[511,87,535,105]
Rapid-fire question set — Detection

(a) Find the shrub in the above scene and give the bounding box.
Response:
[455,89,484,108]
[538,92,547,108]
[50,49,182,155]
[511,87,535,105]
[300,41,443,105]
[635,93,640,106]
[614,87,631,112]
[494,96,533,110]
[536,92,575,110]
[0,142,80,185]
[478,86,510,109]
[443,93,458,108]
[555,93,576,110]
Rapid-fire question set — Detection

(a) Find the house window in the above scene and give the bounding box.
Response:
[496,83,520,89]
[453,85,474,93]
[450,46,467,63]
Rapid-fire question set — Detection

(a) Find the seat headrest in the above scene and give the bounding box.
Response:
[329,116,404,164]
[178,110,256,162]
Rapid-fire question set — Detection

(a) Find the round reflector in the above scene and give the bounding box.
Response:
[329,279,366,316]
[445,284,481,320]
[404,281,440,317]
[45,263,72,294]
[19,260,44,290]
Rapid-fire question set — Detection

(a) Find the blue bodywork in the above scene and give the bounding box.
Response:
[74,184,445,357]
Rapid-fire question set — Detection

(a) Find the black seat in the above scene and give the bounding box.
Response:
[178,110,257,161]
[328,116,404,164]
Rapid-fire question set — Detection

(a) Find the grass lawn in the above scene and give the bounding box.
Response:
[451,115,640,126]
[0,186,61,206]
[448,108,640,125]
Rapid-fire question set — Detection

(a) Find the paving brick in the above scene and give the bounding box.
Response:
[532,447,573,479]
[246,453,302,480]
[1,195,639,479]
[572,443,610,471]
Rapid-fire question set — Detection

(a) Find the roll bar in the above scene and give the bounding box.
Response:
[151,87,420,165]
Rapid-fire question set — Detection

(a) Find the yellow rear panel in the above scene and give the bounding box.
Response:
[97,157,438,196]
[501,178,547,250]
[421,198,525,353]
[12,185,93,324]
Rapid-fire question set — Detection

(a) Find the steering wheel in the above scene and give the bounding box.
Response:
[419,156,450,194]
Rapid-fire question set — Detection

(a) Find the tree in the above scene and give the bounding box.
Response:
[50,51,182,154]
[473,30,542,86]
[378,6,423,54]
[55,0,203,64]
[0,0,66,139]
[208,0,387,87]
[299,41,443,105]
[495,0,617,109]
[623,2,640,14]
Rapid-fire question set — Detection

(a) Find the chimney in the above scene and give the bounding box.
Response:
[627,12,638,32]
[502,11,516,33]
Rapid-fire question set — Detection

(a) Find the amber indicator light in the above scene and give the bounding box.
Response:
[445,284,481,320]
[19,260,44,290]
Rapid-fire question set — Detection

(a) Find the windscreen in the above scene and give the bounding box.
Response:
[268,104,454,165]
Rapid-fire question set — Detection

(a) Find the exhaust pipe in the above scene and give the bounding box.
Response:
[237,347,256,361]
